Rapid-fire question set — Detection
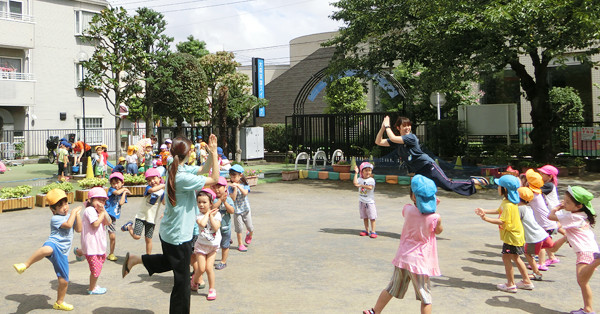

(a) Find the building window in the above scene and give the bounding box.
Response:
[0,0,23,19]
[75,10,96,35]
[77,117,103,145]
[0,57,21,78]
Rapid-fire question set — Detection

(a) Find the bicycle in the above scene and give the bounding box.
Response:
[46,136,59,164]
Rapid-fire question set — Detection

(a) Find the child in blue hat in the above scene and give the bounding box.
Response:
[475,175,534,293]
[228,164,254,252]
[363,175,443,314]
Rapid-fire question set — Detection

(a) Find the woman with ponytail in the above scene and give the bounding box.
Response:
[122,134,219,314]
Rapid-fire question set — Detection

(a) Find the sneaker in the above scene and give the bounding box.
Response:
[369,232,378,239]
[73,247,85,262]
[496,283,517,293]
[107,254,117,261]
[121,221,133,232]
[207,288,216,301]
[245,232,252,245]
[516,280,535,290]
[53,301,74,311]
[215,262,227,270]
[363,309,375,314]
[570,308,595,314]
[238,244,248,252]
[13,263,26,274]
[359,230,368,236]
[529,273,543,281]
[545,258,560,266]
[190,278,198,291]
[87,286,107,295]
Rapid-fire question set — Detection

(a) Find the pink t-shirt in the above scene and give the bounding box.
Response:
[81,206,107,255]
[556,210,599,253]
[392,204,441,276]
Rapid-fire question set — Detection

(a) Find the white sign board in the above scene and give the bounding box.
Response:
[458,104,518,136]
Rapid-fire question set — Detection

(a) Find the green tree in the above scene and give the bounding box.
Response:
[176,35,210,59]
[151,53,208,135]
[81,7,146,158]
[326,0,600,162]
[549,86,584,153]
[323,76,367,114]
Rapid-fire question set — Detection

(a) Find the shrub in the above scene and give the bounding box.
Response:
[40,182,74,194]
[79,177,108,189]
[0,185,32,199]
[123,174,146,185]
[263,123,289,153]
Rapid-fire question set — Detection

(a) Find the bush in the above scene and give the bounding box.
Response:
[123,174,146,185]
[0,185,32,199]
[263,123,289,153]
[550,87,584,153]
[79,177,108,189]
[40,182,74,194]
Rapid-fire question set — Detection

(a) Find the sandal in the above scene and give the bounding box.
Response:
[529,273,543,281]
[215,262,227,270]
[496,283,517,293]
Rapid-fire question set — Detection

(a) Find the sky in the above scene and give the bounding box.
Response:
[107,0,345,66]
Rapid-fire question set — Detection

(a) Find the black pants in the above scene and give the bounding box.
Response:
[417,162,477,196]
[142,236,193,314]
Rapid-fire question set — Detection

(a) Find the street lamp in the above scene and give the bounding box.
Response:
[78,51,89,144]
[429,92,446,120]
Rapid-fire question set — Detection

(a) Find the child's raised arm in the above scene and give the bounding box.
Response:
[197,213,209,228]
[147,184,165,194]
[475,208,503,225]
[208,208,221,231]
[548,202,564,222]
[61,206,82,230]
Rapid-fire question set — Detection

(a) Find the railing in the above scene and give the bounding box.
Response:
[0,11,35,22]
[0,72,35,80]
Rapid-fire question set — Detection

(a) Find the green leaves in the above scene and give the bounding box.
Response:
[323,76,367,114]
[79,177,108,190]
[0,185,32,199]
[123,174,146,185]
[40,182,74,194]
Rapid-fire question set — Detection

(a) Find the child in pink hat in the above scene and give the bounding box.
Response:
[538,165,560,210]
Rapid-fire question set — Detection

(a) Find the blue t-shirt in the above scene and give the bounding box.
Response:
[218,196,235,233]
[47,214,74,255]
[106,187,128,219]
[388,133,435,172]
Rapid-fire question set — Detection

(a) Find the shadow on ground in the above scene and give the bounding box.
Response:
[5,293,51,314]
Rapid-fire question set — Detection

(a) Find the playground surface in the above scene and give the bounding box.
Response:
[1,175,600,313]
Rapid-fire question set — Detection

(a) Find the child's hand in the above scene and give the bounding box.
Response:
[474,208,484,217]
[72,206,82,215]
[436,197,441,205]
[207,134,217,154]
[382,116,390,128]
[124,188,132,195]
[209,207,218,217]
[355,167,359,174]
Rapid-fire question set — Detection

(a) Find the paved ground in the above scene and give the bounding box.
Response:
[2,176,600,313]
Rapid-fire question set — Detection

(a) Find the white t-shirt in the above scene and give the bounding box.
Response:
[529,193,558,230]
[195,211,222,247]
[358,177,376,204]
[125,154,138,164]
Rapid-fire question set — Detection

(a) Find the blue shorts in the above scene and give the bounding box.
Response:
[220,229,231,249]
[43,241,69,282]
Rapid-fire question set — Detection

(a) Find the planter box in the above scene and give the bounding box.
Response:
[124,185,146,197]
[339,172,351,181]
[0,196,34,213]
[332,164,351,173]
[328,172,340,180]
[385,175,398,184]
[398,176,411,185]
[281,170,299,181]
[76,187,108,202]
[307,170,319,179]
[318,171,329,180]
[246,176,258,186]
[36,191,75,207]
[557,166,569,177]
[298,170,308,179]
[568,166,585,176]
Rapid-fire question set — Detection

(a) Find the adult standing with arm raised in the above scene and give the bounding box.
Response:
[73,140,92,174]
[375,115,488,196]
[122,134,219,314]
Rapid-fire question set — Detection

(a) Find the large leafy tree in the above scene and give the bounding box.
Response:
[327,0,600,162]
[82,7,147,158]
[151,53,208,134]
[176,35,210,59]
[323,76,367,114]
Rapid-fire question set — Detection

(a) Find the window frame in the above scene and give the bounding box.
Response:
[74,9,98,36]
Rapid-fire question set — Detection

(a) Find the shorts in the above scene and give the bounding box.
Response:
[525,237,555,255]
[576,251,596,264]
[133,218,156,239]
[359,202,377,220]
[107,216,117,233]
[234,211,254,234]
[502,243,524,255]
[385,267,432,304]
[220,229,231,249]
[194,242,219,255]
[85,254,106,278]
[57,162,66,176]
[42,241,69,282]
[545,229,557,237]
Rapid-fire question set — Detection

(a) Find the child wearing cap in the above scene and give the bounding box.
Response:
[475,175,534,293]
[548,186,600,314]
[538,164,560,210]
[125,145,139,175]
[354,162,378,238]
[57,142,69,182]
[121,168,165,254]
[363,175,443,314]
[113,157,126,174]
[74,187,111,295]
[218,147,232,171]
[195,136,207,165]
[94,146,107,178]
[143,144,153,172]
[105,172,131,261]
[211,176,235,270]
[229,164,254,252]
[159,144,170,167]
[13,189,82,311]
[516,187,555,281]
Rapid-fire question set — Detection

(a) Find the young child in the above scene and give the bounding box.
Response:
[105,171,131,261]
[143,144,153,172]
[191,189,221,301]
[516,186,555,281]
[13,189,82,311]
[121,168,165,254]
[538,165,560,210]
[74,187,111,295]
[526,169,560,269]
[211,176,235,270]
[548,186,600,314]
[218,147,231,171]
[229,164,254,252]
[363,175,442,314]
[159,144,170,167]
[57,142,69,182]
[195,135,208,165]
[475,175,534,293]
[94,146,106,178]
[188,148,197,166]
[126,145,139,175]
[113,156,126,174]
[353,162,377,238]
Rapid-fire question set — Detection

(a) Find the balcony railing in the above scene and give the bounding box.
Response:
[0,71,35,80]
[0,11,35,22]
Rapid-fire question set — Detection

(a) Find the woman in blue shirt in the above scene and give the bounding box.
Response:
[375,116,487,196]
[122,134,219,313]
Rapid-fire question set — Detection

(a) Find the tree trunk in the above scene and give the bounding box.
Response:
[235,122,242,163]
[115,116,122,160]
[528,65,554,163]
[217,86,229,153]
[145,99,153,137]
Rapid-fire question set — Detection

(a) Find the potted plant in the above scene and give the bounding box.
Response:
[281,146,299,181]
[36,182,75,207]
[332,159,351,173]
[243,169,262,186]
[123,173,147,196]
[76,177,108,201]
[0,185,33,212]
[569,157,586,176]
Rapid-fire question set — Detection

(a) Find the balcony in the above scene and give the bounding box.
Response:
[0,72,35,105]
[0,11,34,49]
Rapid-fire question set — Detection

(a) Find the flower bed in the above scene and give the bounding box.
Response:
[0,185,33,212]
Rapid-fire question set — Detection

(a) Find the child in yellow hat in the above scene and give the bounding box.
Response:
[126,145,139,175]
